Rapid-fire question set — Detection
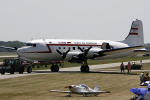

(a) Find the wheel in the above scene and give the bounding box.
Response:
[27,66,32,73]
[51,65,59,72]
[19,66,24,74]
[45,65,48,67]
[54,65,59,72]
[50,65,55,72]
[80,65,89,72]
[1,69,5,75]
[10,66,15,74]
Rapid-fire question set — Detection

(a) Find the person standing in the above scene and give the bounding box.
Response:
[127,62,131,74]
[140,72,145,84]
[120,62,125,73]
[145,73,150,82]
[140,60,143,70]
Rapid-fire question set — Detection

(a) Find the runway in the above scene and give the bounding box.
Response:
[0,59,150,80]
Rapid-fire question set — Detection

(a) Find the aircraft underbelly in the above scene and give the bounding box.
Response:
[23,52,62,62]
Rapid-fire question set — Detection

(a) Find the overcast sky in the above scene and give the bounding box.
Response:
[0,0,150,43]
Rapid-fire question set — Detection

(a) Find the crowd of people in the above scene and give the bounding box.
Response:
[120,60,143,74]
[120,61,132,74]
[140,72,150,84]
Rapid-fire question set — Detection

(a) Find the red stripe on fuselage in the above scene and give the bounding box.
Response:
[47,44,101,46]
[23,44,101,53]
[131,27,138,30]
[129,33,138,35]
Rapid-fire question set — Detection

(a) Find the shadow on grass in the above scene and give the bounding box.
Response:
[33,70,138,75]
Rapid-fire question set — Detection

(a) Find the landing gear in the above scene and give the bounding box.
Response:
[51,64,59,72]
[80,64,89,72]
[80,60,90,72]
[27,66,32,73]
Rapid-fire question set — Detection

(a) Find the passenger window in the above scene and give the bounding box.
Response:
[58,47,61,49]
[63,47,65,49]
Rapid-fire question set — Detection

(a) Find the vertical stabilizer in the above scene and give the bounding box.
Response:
[122,19,144,46]
[94,86,100,91]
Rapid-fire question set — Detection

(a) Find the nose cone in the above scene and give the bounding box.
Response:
[17,48,24,56]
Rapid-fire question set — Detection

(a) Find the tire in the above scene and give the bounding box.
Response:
[80,65,89,72]
[1,69,5,75]
[27,66,32,73]
[54,65,59,72]
[51,65,59,72]
[80,65,85,72]
[19,66,24,74]
[10,66,15,74]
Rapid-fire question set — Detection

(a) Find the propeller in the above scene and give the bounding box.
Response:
[56,48,70,59]
[78,46,92,57]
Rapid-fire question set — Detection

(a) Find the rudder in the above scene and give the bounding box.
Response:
[122,19,144,46]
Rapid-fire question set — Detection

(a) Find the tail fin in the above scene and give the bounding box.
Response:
[94,86,100,91]
[122,19,144,46]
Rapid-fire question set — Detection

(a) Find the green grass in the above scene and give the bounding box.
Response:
[0,72,140,100]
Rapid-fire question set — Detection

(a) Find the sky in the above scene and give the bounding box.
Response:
[0,0,150,43]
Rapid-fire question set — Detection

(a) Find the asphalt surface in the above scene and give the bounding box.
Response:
[0,59,150,80]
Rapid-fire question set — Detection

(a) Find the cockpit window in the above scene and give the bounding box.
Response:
[26,43,36,47]
[33,44,36,47]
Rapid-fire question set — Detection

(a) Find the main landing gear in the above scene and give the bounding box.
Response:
[50,64,59,72]
[80,61,89,72]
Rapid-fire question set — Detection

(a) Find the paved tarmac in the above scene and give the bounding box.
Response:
[0,59,150,80]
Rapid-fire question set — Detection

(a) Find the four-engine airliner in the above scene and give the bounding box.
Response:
[5,19,145,72]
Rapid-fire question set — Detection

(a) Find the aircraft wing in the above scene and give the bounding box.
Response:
[0,46,17,51]
[99,46,144,56]
[80,90,110,94]
[49,90,71,93]
[0,55,18,58]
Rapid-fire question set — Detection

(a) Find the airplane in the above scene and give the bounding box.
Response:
[0,19,145,72]
[50,84,110,97]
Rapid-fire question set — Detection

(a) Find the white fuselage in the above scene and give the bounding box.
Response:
[68,84,95,93]
[17,39,129,63]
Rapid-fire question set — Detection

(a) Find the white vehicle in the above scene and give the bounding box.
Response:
[1,19,145,72]
[50,84,110,97]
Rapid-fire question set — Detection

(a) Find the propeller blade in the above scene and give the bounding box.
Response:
[78,46,84,52]
[62,48,70,59]
[84,46,92,55]
[56,49,62,55]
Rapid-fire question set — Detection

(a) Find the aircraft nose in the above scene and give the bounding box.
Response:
[17,48,24,56]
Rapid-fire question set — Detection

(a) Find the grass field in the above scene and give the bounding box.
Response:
[1,53,150,100]
[0,72,142,100]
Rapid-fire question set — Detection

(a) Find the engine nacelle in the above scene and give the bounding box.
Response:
[65,51,82,61]
[87,47,103,58]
